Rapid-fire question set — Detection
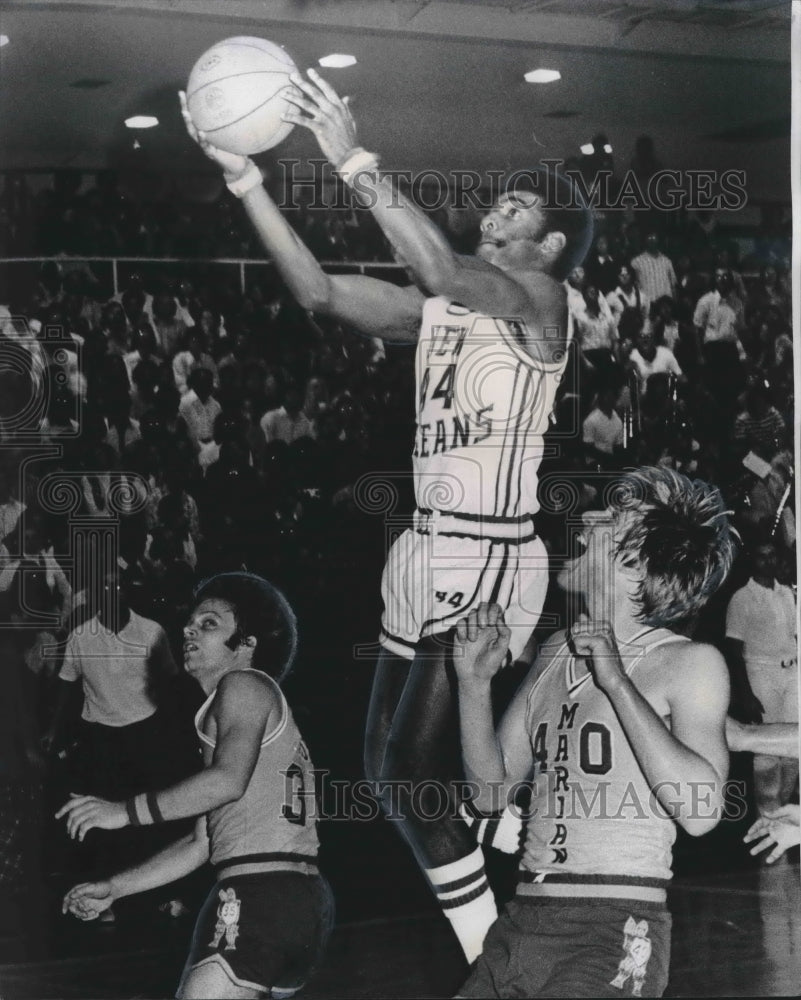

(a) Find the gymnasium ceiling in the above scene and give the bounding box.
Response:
[0,0,793,200]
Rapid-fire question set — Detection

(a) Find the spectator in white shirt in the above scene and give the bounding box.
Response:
[631,231,677,302]
[582,380,625,464]
[260,379,315,445]
[627,326,683,396]
[124,326,161,387]
[693,268,746,362]
[178,368,222,451]
[725,540,798,817]
[172,330,219,396]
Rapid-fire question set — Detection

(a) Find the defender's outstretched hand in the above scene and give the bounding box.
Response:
[453,603,511,685]
[569,614,627,694]
[744,804,800,864]
[62,880,115,921]
[56,793,127,842]
[178,90,253,181]
[281,68,359,167]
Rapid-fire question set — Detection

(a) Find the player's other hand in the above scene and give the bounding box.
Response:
[569,614,627,694]
[744,804,801,864]
[453,603,511,686]
[281,69,359,167]
[62,880,115,921]
[178,90,253,181]
[55,793,128,842]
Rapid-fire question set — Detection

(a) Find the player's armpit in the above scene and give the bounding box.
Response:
[324,275,425,342]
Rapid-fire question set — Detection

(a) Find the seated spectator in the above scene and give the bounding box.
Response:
[260,378,315,445]
[172,329,219,396]
[582,378,625,466]
[104,397,141,456]
[151,291,186,358]
[606,263,649,345]
[178,367,222,452]
[584,234,619,295]
[627,326,683,397]
[124,325,161,386]
[650,295,681,353]
[732,373,786,464]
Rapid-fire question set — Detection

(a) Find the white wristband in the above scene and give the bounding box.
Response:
[225,161,262,198]
[337,147,379,186]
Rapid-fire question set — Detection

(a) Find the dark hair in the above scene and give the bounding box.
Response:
[502,166,594,280]
[192,572,297,682]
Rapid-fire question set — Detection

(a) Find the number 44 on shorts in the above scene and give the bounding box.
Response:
[435,591,464,607]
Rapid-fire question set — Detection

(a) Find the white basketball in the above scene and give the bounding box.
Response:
[186,37,297,155]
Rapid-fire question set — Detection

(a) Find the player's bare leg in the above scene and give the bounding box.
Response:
[366,637,497,963]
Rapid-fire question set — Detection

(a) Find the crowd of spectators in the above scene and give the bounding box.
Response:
[0,152,795,960]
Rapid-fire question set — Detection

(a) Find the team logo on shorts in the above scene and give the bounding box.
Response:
[210,887,241,951]
[610,916,652,997]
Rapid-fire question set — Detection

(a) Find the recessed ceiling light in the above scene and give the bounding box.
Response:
[125,116,159,129]
[580,143,594,155]
[319,54,357,68]
[0,35,9,47]
[525,68,560,84]
[604,144,613,154]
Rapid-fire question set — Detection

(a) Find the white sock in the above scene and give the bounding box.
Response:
[425,848,497,964]
[459,802,524,855]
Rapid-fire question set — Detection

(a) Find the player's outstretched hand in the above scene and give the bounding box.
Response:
[569,614,627,694]
[281,68,359,168]
[453,603,511,686]
[178,90,253,181]
[743,804,801,864]
[55,793,127,842]
[62,880,115,921]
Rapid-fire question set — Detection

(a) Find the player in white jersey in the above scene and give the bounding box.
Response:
[59,573,333,1000]
[453,467,736,997]
[179,70,591,962]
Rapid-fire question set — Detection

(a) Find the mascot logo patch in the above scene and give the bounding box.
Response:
[610,916,652,996]
[210,887,241,951]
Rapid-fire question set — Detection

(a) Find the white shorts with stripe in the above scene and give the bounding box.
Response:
[379,509,548,662]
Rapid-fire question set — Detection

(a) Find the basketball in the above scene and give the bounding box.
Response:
[186,37,297,155]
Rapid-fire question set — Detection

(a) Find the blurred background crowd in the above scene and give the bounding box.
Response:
[0,139,795,964]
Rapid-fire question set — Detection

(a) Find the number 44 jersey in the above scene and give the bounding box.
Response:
[412,296,570,519]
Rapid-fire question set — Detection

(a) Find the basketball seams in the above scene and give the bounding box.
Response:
[187,70,292,101]
[200,92,290,137]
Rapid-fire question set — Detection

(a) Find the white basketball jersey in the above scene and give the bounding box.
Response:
[413,296,570,518]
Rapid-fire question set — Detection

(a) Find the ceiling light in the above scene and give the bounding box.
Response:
[319,54,357,68]
[0,35,9,47]
[580,143,594,156]
[525,68,560,84]
[604,144,613,154]
[125,116,159,129]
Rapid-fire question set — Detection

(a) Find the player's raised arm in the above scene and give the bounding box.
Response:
[179,90,424,342]
[454,605,542,813]
[282,70,575,352]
